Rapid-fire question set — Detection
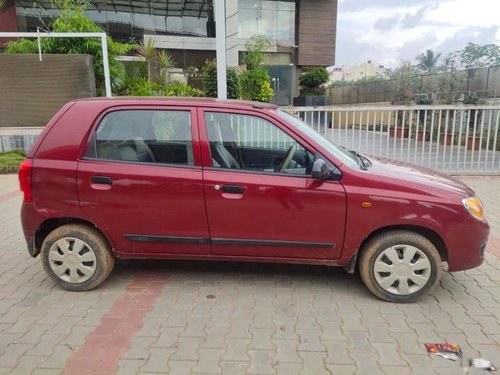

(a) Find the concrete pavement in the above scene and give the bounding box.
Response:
[0,174,499,375]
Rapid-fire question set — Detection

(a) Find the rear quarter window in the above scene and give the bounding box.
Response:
[89,109,193,165]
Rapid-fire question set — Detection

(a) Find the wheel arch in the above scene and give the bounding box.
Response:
[33,217,115,257]
[356,224,448,265]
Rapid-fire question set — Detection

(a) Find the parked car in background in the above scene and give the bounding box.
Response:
[19,98,489,302]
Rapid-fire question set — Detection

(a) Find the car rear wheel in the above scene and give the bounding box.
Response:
[359,230,442,302]
[41,224,115,291]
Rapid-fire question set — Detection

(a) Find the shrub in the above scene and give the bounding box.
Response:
[202,59,240,99]
[299,67,329,96]
[0,150,26,173]
[240,68,273,102]
[124,78,162,96]
[121,78,203,97]
[463,92,481,105]
[416,96,433,105]
[164,82,203,97]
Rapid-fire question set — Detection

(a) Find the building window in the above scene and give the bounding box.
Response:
[238,0,295,46]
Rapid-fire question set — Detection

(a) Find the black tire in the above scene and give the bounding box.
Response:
[41,224,115,291]
[359,230,442,303]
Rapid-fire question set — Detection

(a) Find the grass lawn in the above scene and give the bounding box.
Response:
[0,151,25,173]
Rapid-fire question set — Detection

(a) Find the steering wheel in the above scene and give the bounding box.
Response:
[277,144,297,173]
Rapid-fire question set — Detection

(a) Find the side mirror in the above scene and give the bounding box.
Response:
[312,158,331,180]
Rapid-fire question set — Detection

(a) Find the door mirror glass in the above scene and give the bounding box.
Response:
[312,158,331,180]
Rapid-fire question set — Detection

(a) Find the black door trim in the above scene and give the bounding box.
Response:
[212,238,335,249]
[125,234,209,245]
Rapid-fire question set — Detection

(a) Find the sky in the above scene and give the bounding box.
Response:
[335,0,500,68]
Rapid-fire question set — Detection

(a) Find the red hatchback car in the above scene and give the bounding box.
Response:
[19,98,489,302]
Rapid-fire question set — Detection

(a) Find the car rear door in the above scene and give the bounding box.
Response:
[77,106,210,255]
[199,108,346,260]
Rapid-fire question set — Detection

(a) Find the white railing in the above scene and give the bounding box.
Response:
[284,105,500,174]
[0,128,43,153]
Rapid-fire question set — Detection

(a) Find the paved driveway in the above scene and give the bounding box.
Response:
[0,174,499,375]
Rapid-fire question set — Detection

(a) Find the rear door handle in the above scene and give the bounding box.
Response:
[91,176,112,185]
[221,184,244,194]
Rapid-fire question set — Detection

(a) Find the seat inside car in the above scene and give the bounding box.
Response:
[206,117,240,169]
[96,111,156,163]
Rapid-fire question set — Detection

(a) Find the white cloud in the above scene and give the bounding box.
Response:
[426,0,500,28]
[335,0,500,68]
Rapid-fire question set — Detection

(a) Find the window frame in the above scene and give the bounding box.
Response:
[81,105,202,169]
[198,107,320,178]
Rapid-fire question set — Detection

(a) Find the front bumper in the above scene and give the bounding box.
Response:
[445,215,489,272]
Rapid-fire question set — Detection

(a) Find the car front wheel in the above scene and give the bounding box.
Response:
[359,230,442,303]
[41,224,115,291]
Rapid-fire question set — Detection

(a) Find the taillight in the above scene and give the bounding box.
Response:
[18,159,33,203]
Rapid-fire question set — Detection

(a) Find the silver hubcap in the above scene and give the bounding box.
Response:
[48,237,97,284]
[373,244,432,295]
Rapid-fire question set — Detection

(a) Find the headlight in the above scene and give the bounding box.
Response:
[462,197,485,221]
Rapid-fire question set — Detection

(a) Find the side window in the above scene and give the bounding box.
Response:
[205,112,314,175]
[93,110,193,165]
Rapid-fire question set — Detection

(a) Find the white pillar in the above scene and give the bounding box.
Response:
[100,35,112,97]
[215,0,227,99]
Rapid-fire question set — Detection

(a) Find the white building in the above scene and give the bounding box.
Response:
[329,61,389,84]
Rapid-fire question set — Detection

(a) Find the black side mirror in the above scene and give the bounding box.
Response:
[312,158,331,180]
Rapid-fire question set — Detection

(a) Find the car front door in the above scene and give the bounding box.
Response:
[77,106,210,255]
[199,108,346,260]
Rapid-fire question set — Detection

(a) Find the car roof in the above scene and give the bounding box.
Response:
[74,97,279,111]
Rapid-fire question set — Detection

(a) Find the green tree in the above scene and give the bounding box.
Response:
[5,0,135,94]
[415,49,441,72]
[137,39,156,81]
[201,59,241,99]
[240,35,273,102]
[243,35,269,70]
[459,42,500,69]
[437,52,466,104]
[391,61,420,105]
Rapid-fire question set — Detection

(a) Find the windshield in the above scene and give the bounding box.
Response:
[275,110,360,169]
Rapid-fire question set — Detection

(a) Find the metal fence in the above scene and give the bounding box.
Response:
[284,105,500,175]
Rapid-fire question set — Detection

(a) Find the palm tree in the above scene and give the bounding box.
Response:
[416,49,442,72]
[138,39,156,81]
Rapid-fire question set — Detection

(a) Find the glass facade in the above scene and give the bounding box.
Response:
[13,0,296,45]
[14,0,215,43]
[238,0,295,46]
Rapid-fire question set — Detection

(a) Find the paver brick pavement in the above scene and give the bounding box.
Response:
[0,174,500,374]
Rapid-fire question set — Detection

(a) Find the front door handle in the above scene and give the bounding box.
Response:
[91,176,112,185]
[221,184,244,194]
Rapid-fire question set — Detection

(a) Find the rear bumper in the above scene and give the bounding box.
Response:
[26,237,38,257]
[446,215,489,272]
[21,202,44,258]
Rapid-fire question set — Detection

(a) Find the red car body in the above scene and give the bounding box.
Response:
[20,98,489,274]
